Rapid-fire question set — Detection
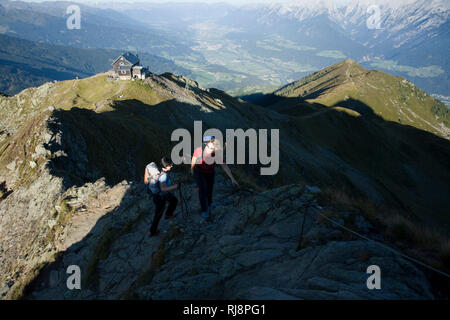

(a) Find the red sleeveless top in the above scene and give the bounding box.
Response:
[193,146,216,173]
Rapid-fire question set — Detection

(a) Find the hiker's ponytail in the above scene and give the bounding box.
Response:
[161,156,174,168]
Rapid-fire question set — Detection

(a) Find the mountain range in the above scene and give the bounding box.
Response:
[0,59,449,299]
[0,0,449,301]
[0,0,449,101]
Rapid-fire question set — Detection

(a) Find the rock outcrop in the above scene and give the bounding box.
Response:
[21,178,433,300]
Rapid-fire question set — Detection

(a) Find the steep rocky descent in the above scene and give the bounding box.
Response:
[22,176,433,300]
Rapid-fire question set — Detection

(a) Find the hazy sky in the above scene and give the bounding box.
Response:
[18,0,420,6]
[20,0,292,3]
[16,0,423,10]
[13,0,301,9]
[18,0,362,5]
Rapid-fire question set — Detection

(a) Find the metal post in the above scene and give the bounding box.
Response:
[296,200,312,251]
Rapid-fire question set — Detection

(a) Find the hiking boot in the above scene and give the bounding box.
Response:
[148,229,160,237]
[201,211,210,219]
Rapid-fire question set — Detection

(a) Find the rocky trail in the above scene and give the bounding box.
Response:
[22,173,433,300]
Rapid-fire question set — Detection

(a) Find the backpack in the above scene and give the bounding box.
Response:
[146,162,162,195]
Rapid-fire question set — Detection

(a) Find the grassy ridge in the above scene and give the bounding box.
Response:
[275,59,449,139]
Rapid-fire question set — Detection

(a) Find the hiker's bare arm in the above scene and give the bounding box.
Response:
[220,164,238,186]
[144,168,149,184]
[160,181,179,192]
[191,156,197,174]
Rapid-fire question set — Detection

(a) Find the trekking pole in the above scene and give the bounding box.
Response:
[182,188,190,217]
[178,183,185,219]
[180,185,189,216]
[178,182,190,219]
[296,199,314,251]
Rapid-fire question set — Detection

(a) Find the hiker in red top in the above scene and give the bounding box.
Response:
[191,136,238,220]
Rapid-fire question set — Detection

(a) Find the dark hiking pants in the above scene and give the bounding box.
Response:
[194,169,215,213]
[150,192,178,234]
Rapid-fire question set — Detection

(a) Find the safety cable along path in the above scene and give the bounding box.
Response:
[237,185,450,279]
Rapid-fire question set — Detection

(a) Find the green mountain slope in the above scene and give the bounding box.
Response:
[274,59,450,139]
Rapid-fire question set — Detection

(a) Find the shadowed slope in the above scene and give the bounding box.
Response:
[274,59,450,139]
